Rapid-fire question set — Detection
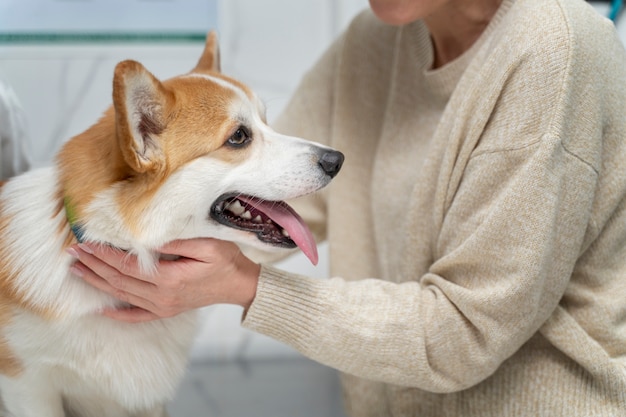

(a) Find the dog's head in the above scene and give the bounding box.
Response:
[59,32,343,267]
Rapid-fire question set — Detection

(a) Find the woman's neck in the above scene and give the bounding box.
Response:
[425,0,503,68]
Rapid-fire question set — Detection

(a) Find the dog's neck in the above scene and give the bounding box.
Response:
[61,181,161,274]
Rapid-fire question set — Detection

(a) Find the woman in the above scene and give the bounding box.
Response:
[69,0,626,415]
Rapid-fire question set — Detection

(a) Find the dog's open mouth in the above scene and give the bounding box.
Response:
[210,193,318,265]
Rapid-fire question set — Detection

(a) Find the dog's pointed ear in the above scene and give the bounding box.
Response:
[112,60,172,174]
[192,30,221,73]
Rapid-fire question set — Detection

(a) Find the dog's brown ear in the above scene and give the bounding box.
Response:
[192,30,221,73]
[112,60,172,174]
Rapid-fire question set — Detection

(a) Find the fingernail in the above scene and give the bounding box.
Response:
[78,243,94,254]
[66,247,80,258]
[69,265,84,277]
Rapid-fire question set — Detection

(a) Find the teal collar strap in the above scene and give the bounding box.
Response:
[64,197,85,243]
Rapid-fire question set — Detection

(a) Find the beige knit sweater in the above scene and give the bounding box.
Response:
[242,0,626,415]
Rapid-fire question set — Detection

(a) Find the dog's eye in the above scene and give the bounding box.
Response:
[227,127,251,148]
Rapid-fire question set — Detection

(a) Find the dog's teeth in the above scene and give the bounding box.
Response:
[241,210,252,220]
[253,215,262,223]
[226,200,245,216]
[282,228,290,237]
[266,219,273,224]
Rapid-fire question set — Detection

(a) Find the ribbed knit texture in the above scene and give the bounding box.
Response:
[243,0,626,415]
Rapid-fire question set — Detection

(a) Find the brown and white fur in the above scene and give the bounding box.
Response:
[0,32,343,417]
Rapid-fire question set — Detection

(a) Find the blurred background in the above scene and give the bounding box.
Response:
[0,1,623,416]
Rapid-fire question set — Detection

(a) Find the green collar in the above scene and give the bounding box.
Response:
[64,196,85,243]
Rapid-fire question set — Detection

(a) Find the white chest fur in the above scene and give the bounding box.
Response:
[0,168,200,415]
[2,310,198,414]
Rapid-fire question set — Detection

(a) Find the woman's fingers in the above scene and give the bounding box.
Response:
[74,243,147,281]
[70,259,158,311]
[67,245,162,312]
[67,246,152,293]
[68,246,192,317]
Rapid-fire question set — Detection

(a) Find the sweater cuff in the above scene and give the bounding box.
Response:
[242,263,330,353]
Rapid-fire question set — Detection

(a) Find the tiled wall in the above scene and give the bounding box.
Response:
[0,0,368,361]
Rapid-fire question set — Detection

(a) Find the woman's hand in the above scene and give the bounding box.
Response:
[66,238,261,323]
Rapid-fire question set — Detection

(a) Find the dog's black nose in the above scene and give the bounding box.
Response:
[319,150,344,178]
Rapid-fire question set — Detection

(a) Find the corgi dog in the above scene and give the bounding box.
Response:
[0,32,343,417]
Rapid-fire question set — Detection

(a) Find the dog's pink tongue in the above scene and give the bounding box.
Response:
[239,196,318,265]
